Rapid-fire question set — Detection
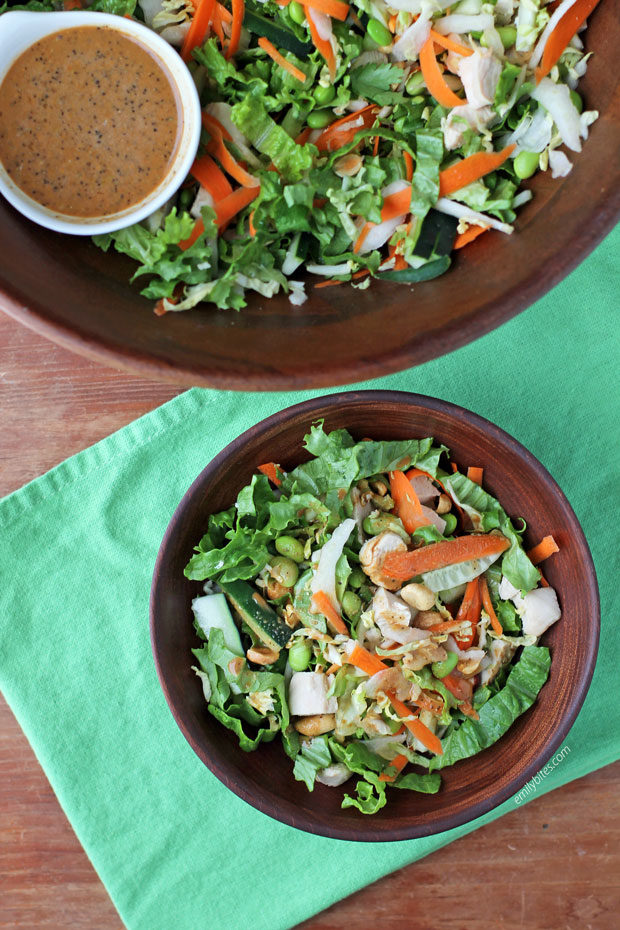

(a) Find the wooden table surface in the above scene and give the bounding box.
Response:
[1,311,619,930]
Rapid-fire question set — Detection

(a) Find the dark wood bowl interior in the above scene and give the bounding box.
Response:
[1,5,618,390]
[150,391,599,841]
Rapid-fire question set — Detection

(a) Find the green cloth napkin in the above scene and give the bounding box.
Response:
[1,226,618,930]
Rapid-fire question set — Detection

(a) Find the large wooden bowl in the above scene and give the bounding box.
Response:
[1,6,618,390]
[150,391,599,840]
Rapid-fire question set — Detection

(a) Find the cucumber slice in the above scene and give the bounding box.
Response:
[219,580,291,651]
[192,593,244,657]
[244,9,312,58]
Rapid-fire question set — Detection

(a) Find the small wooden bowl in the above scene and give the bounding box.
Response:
[150,391,599,841]
[1,3,618,389]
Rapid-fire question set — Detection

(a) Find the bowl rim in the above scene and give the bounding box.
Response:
[149,389,600,841]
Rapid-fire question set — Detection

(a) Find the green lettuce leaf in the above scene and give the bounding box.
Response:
[393,770,441,793]
[231,95,314,181]
[293,735,332,791]
[209,704,277,751]
[350,62,406,106]
[429,645,551,770]
[341,774,387,814]
[410,130,443,220]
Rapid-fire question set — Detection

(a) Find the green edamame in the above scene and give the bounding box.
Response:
[307,109,334,129]
[366,18,392,47]
[443,513,458,535]
[513,150,539,180]
[288,0,305,24]
[342,590,362,618]
[570,89,583,113]
[314,83,336,105]
[431,652,458,679]
[288,640,312,671]
[270,556,299,587]
[275,535,305,563]
[496,25,517,48]
[348,568,366,589]
[406,71,425,96]
[362,512,409,542]
[178,188,193,210]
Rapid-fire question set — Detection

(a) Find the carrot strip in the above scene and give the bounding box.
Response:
[386,692,443,756]
[63,0,83,9]
[257,462,282,486]
[429,28,474,57]
[211,4,225,44]
[179,218,204,250]
[527,535,559,565]
[383,533,510,581]
[419,38,463,109]
[202,111,232,141]
[315,104,378,153]
[467,466,484,485]
[536,0,602,82]
[325,663,340,676]
[190,153,233,201]
[312,590,349,636]
[379,753,408,782]
[479,575,503,636]
[302,0,349,19]
[209,137,260,187]
[295,127,313,145]
[181,0,216,61]
[314,278,344,288]
[453,578,481,649]
[353,186,412,252]
[305,6,337,80]
[346,643,388,677]
[390,469,432,534]
[439,145,516,197]
[258,37,307,82]
[428,618,468,633]
[224,0,244,59]
[216,1,232,20]
[454,224,489,250]
[460,700,479,720]
[403,151,414,182]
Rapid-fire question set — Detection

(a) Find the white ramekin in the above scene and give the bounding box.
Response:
[0,11,201,235]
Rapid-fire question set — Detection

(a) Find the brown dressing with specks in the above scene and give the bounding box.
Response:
[0,25,182,218]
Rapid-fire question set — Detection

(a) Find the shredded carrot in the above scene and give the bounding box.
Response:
[215,185,260,228]
[63,0,83,9]
[419,37,463,109]
[314,278,344,288]
[479,575,503,636]
[379,753,408,782]
[216,0,232,19]
[467,466,484,485]
[383,533,510,581]
[536,0,602,82]
[450,462,458,473]
[211,5,225,43]
[386,692,443,755]
[302,0,349,19]
[428,28,474,57]
[154,298,170,316]
[225,0,244,58]
[406,467,444,490]
[248,210,257,237]
[439,145,516,197]
[390,469,432,534]
[454,224,490,250]
[527,535,559,565]
[190,153,233,201]
[312,590,349,636]
[539,570,549,588]
[257,462,282,486]
[403,151,414,182]
[325,663,340,676]
[388,12,398,33]
[179,219,205,251]
[346,643,388,677]
[181,0,216,61]
[315,104,378,153]
[209,138,259,188]
[305,5,337,80]
[295,127,313,145]
[258,37,307,82]
[202,111,232,141]
[453,578,481,649]
[460,701,479,720]
[353,186,412,252]
[373,133,380,157]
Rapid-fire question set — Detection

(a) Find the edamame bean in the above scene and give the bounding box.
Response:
[348,568,366,589]
[270,556,299,587]
[307,109,334,129]
[431,652,458,679]
[443,513,458,535]
[275,535,305,563]
[178,188,193,210]
[496,25,517,48]
[362,512,409,541]
[406,71,425,96]
[570,89,583,113]
[513,150,539,180]
[342,590,362,618]
[362,33,380,51]
[288,640,312,671]
[289,0,305,24]
[314,83,335,106]
[367,18,392,47]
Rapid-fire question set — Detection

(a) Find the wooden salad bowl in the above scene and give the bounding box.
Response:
[150,391,599,840]
[0,6,618,390]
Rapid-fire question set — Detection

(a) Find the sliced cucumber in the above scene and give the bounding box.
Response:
[219,580,291,652]
[192,593,244,657]
[244,10,313,58]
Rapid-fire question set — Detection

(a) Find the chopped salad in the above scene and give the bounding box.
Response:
[185,424,561,813]
[10,0,599,311]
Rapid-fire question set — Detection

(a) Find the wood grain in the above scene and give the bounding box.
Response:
[1,310,619,929]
